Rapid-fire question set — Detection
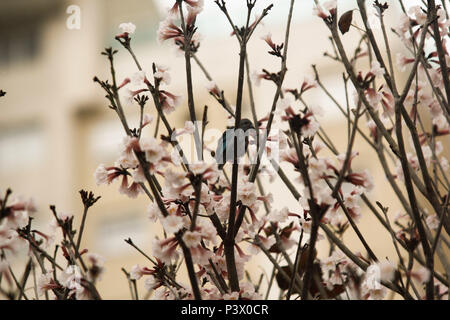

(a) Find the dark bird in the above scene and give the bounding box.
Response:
[215,118,255,170]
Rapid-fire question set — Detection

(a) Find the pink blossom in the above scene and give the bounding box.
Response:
[183,121,195,134]
[381,88,395,116]
[154,64,171,85]
[237,181,257,207]
[343,192,359,209]
[57,211,73,222]
[37,271,60,297]
[161,215,185,234]
[157,17,183,43]
[313,0,336,19]
[308,157,329,181]
[206,81,220,97]
[251,71,269,87]
[182,230,202,248]
[410,267,431,284]
[377,260,396,282]
[118,175,130,195]
[261,32,276,51]
[159,90,183,114]
[433,114,450,132]
[122,88,148,105]
[147,203,161,222]
[365,88,383,110]
[174,121,195,137]
[152,237,180,264]
[186,3,203,26]
[190,162,219,184]
[281,148,300,167]
[117,77,131,90]
[196,220,217,245]
[190,245,213,265]
[184,0,204,10]
[130,264,154,280]
[117,22,136,39]
[301,76,317,93]
[240,282,262,300]
[120,181,142,199]
[302,116,320,137]
[94,164,109,185]
[396,53,415,72]
[0,231,27,254]
[131,70,147,86]
[7,196,37,216]
[164,168,189,190]
[408,6,427,25]
[131,166,146,184]
[222,292,239,300]
[394,14,412,44]
[369,61,385,78]
[140,137,164,163]
[119,22,136,35]
[346,169,375,192]
[5,210,29,229]
[329,267,345,286]
[144,275,160,291]
[426,213,440,230]
[364,285,387,300]
[276,96,294,112]
[141,112,153,124]
[267,207,289,223]
[60,265,83,293]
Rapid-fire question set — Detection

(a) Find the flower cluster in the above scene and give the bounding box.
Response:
[2,0,448,302]
[0,189,106,300]
[157,0,204,54]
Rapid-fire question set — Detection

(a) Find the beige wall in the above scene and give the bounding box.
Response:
[1,0,447,299]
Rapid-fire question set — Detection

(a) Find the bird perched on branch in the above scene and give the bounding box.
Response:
[214,118,255,170]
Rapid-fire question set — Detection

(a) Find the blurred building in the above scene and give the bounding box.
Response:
[1,0,441,300]
[0,0,167,299]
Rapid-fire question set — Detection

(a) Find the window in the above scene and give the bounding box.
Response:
[88,119,125,162]
[0,125,45,173]
[0,22,41,66]
[94,212,151,256]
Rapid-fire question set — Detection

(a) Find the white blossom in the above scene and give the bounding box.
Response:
[161,215,184,234]
[119,22,136,34]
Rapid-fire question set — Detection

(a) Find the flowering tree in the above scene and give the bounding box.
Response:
[1,0,449,300]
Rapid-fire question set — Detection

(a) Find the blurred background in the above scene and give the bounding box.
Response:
[0,0,444,299]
